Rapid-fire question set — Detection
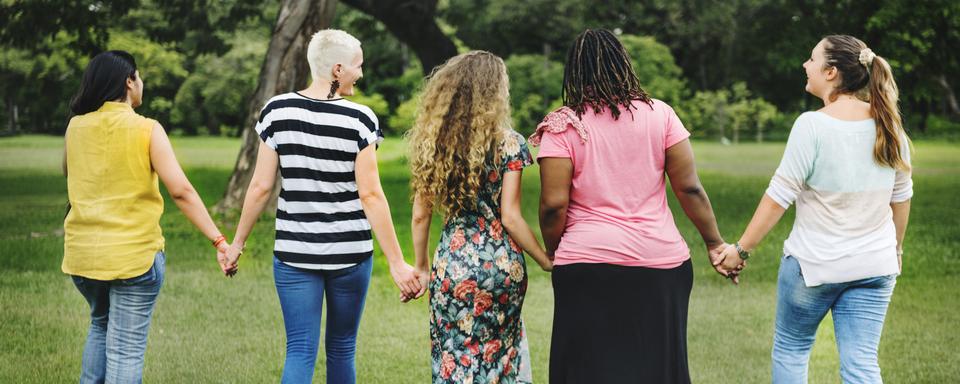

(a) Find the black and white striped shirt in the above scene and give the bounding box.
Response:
[255,92,384,270]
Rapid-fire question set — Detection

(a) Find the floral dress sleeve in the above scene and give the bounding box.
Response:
[501,131,534,174]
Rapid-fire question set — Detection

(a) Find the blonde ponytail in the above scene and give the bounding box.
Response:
[867,55,911,170]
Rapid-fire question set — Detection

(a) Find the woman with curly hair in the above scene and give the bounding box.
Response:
[405,50,553,384]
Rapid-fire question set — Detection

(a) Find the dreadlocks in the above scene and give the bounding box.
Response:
[562,28,652,120]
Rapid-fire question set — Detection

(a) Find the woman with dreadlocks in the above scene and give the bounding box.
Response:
[406,51,553,383]
[533,29,729,383]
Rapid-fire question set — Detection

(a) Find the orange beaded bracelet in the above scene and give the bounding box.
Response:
[212,235,227,248]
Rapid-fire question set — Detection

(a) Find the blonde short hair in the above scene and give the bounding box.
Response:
[306,29,362,81]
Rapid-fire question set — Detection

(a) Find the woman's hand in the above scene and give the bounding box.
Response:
[216,242,232,275]
[712,244,745,284]
[400,267,432,303]
[389,260,423,300]
[537,256,553,272]
[223,242,243,277]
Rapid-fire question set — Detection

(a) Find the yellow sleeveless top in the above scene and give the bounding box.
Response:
[63,102,165,280]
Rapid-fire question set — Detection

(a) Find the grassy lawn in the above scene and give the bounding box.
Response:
[0,134,957,383]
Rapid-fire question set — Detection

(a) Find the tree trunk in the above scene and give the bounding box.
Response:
[341,0,458,75]
[935,74,960,118]
[217,0,458,213]
[214,0,338,214]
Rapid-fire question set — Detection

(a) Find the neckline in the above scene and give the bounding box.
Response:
[295,92,343,102]
[812,111,873,123]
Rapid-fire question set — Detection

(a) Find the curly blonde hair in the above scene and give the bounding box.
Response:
[406,51,512,218]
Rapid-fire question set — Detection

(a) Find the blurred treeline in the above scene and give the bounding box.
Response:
[2,0,958,140]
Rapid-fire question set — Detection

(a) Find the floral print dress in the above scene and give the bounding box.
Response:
[430,130,535,384]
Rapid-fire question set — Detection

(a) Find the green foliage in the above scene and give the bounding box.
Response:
[170,32,266,136]
[346,89,392,132]
[2,0,958,138]
[504,54,564,134]
[0,32,88,134]
[110,32,188,126]
[0,0,140,53]
[388,93,421,134]
[680,82,784,142]
[444,0,586,59]
[335,6,421,110]
[619,35,688,108]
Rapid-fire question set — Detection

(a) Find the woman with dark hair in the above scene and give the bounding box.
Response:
[533,29,730,383]
[64,50,232,383]
[715,35,912,383]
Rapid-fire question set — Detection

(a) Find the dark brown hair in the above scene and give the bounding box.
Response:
[822,35,910,170]
[562,29,652,120]
[70,50,138,115]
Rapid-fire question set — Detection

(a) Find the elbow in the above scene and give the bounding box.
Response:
[540,198,568,218]
[501,212,524,232]
[247,181,274,202]
[539,204,566,221]
[358,189,385,207]
[412,212,432,227]
[680,185,703,196]
[168,184,197,201]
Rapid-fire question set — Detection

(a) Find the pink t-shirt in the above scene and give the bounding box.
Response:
[537,99,691,268]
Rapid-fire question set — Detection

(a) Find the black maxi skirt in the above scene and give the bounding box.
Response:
[549,259,694,384]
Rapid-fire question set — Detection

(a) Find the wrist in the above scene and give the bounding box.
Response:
[211,234,227,248]
[388,257,408,269]
[737,239,756,253]
[734,241,752,260]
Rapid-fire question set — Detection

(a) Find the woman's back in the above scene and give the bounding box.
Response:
[537,99,691,268]
[767,111,912,285]
[255,92,383,270]
[63,101,164,280]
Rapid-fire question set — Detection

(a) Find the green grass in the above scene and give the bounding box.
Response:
[1,135,957,383]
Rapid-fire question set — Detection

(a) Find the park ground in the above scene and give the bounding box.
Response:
[0,135,957,383]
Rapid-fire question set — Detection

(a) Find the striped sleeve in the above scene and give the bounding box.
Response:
[354,105,383,151]
[255,100,279,150]
[766,113,817,208]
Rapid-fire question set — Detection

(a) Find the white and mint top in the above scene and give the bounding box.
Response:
[766,111,913,286]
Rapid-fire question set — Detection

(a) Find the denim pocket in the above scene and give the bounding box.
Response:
[783,255,804,278]
[123,251,165,285]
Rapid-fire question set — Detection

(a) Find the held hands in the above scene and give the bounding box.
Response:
[390,261,426,302]
[220,242,242,277]
[400,266,431,303]
[709,243,746,285]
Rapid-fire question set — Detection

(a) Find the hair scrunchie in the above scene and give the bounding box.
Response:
[859,48,876,70]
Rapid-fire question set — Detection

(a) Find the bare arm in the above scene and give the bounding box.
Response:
[150,122,223,243]
[716,194,787,273]
[231,142,278,247]
[738,195,788,252]
[664,139,725,251]
[501,170,552,271]
[355,145,422,298]
[411,194,433,272]
[538,158,572,258]
[891,199,911,271]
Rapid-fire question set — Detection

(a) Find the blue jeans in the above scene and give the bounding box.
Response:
[274,256,372,384]
[71,251,165,384]
[772,255,896,384]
